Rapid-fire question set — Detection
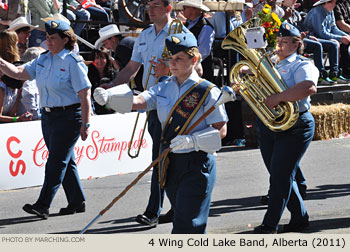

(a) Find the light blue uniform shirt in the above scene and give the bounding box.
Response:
[140,71,228,145]
[186,16,215,60]
[276,53,318,112]
[209,12,242,39]
[131,21,189,90]
[25,49,91,108]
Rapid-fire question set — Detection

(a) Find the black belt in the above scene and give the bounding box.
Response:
[43,103,80,112]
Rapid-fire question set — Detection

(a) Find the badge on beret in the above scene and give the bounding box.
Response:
[51,21,58,28]
[172,36,181,44]
[285,24,290,30]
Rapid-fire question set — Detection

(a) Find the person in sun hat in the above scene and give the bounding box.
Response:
[176,0,215,82]
[0,17,92,219]
[94,24,132,69]
[93,32,228,233]
[252,22,318,234]
[94,24,144,90]
[7,16,39,58]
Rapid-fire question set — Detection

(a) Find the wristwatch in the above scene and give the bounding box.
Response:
[84,123,90,129]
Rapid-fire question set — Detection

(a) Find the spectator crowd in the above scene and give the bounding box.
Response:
[0,0,350,123]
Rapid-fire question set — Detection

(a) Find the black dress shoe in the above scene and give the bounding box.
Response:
[159,208,174,224]
[59,202,86,215]
[23,203,49,219]
[282,220,309,233]
[253,224,277,234]
[135,213,158,228]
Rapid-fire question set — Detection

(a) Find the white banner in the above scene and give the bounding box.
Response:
[0,113,152,190]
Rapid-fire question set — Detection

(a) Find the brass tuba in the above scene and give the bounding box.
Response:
[221,18,299,132]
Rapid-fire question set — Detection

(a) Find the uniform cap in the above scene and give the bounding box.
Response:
[278,22,301,37]
[165,33,198,55]
[45,20,70,35]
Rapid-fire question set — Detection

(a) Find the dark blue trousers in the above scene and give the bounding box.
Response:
[304,38,339,74]
[36,108,85,208]
[144,110,163,217]
[257,111,315,230]
[165,151,216,234]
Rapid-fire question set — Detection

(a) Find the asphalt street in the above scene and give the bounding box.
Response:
[0,138,349,234]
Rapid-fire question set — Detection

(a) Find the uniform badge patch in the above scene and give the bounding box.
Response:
[183,92,199,109]
[51,21,58,28]
[172,36,181,44]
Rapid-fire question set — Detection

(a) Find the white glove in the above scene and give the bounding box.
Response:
[169,126,222,154]
[94,87,109,106]
[93,84,133,114]
[170,135,195,153]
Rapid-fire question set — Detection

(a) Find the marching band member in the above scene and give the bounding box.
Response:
[94,32,228,233]
[99,0,189,228]
[0,19,92,219]
[253,22,318,233]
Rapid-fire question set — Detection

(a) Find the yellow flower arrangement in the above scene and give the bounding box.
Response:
[257,4,282,49]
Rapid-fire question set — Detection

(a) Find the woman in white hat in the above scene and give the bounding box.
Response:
[8,17,39,58]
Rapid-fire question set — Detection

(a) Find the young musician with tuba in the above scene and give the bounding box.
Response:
[99,0,190,228]
[253,22,318,233]
[94,33,228,233]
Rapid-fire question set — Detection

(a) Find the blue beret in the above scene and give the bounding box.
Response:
[45,20,70,35]
[278,22,301,37]
[165,33,197,55]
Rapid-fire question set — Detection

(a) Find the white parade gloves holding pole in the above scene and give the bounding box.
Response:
[94,84,223,154]
[170,126,222,154]
[93,84,133,113]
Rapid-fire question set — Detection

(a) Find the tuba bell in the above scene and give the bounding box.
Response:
[221,17,299,132]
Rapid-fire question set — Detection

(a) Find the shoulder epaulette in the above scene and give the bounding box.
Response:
[142,24,153,32]
[158,75,171,83]
[297,55,308,61]
[69,52,83,62]
[41,50,49,55]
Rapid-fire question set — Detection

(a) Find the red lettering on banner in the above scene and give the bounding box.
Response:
[31,129,149,167]
[6,136,26,177]
[86,131,99,160]
[9,160,26,177]
[32,138,48,167]
[74,146,85,165]
[7,136,22,158]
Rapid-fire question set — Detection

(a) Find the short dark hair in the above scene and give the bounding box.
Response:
[16,26,31,34]
[149,0,170,7]
[292,36,304,54]
[114,34,123,41]
[58,30,77,51]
